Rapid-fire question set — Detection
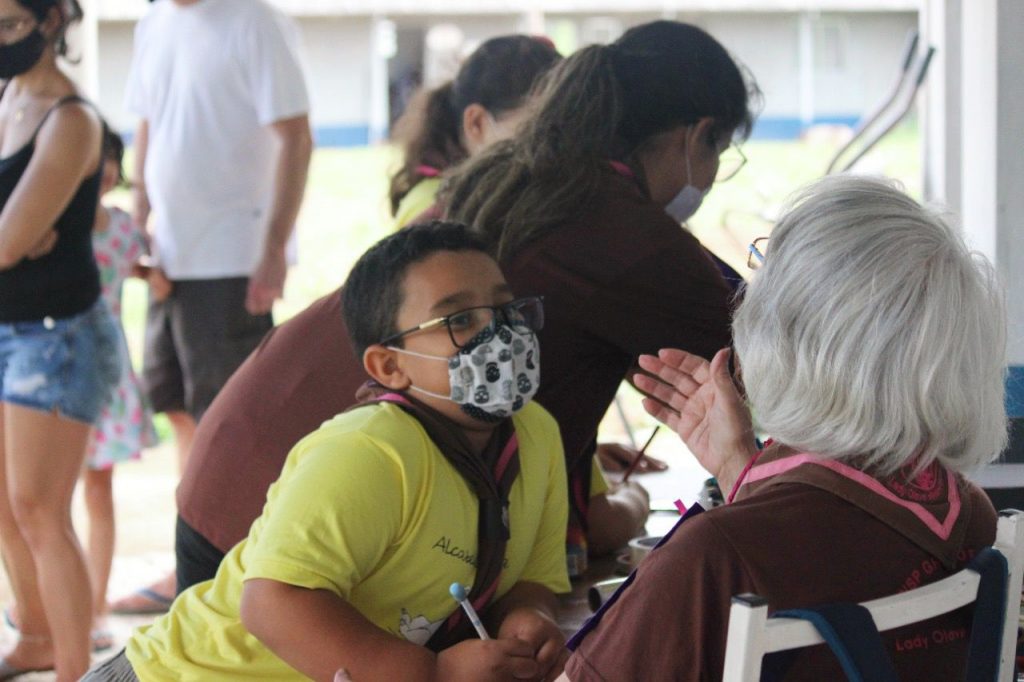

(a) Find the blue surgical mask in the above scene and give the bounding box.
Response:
[664,147,708,224]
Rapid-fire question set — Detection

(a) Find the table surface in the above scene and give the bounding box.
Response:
[556,511,682,636]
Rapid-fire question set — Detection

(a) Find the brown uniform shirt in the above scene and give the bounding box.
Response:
[565,445,997,681]
[176,289,367,552]
[180,169,731,552]
[502,169,732,509]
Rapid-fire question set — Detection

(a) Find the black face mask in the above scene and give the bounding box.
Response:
[0,30,47,79]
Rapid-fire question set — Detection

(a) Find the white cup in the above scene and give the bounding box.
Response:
[627,535,662,569]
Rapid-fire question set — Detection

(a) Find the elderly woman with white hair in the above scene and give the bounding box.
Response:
[558,175,1007,681]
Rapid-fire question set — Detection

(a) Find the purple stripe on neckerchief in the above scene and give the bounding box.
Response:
[566,503,706,651]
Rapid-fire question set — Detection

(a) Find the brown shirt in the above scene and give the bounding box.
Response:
[180,170,731,552]
[564,445,998,681]
[176,289,368,552]
[502,169,732,508]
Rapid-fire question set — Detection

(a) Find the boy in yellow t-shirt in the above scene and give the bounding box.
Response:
[86,222,570,681]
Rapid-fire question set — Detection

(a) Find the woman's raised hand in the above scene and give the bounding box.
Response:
[634,347,758,496]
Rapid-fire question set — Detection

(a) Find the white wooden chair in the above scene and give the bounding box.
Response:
[722,510,1024,681]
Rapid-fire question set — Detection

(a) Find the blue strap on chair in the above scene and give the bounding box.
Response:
[962,547,1008,682]
[763,603,899,682]
[761,547,1008,682]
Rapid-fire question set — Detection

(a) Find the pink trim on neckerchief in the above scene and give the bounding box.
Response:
[415,164,441,177]
[608,160,635,179]
[377,389,519,486]
[494,434,519,482]
[376,389,512,632]
[726,449,765,504]
[741,453,962,541]
[375,392,413,406]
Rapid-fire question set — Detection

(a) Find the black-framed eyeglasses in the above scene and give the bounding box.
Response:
[715,144,747,183]
[381,296,544,349]
[747,237,768,270]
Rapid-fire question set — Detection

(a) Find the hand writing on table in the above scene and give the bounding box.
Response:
[497,607,568,681]
[436,637,540,681]
[635,347,758,496]
[595,443,668,474]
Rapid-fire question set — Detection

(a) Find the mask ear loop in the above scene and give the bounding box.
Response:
[684,137,694,188]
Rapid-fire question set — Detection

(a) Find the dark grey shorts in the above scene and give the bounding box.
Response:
[142,277,272,421]
[81,650,138,681]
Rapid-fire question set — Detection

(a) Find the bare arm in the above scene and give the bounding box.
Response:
[132,118,150,231]
[586,483,649,556]
[240,578,538,682]
[245,113,313,314]
[0,104,101,269]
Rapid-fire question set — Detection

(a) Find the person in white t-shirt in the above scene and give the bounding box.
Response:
[110,0,312,613]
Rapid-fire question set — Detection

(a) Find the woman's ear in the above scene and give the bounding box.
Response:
[363,344,411,390]
[461,103,490,155]
[689,117,717,154]
[39,5,64,40]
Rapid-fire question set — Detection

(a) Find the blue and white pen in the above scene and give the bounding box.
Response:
[449,582,490,639]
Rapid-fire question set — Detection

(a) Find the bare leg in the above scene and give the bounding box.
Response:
[0,407,51,671]
[2,403,93,681]
[165,410,195,474]
[82,467,115,619]
[108,409,195,613]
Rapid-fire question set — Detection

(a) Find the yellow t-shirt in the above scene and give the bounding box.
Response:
[127,402,570,681]
[393,177,442,230]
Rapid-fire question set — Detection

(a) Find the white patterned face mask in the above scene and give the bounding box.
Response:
[391,324,540,423]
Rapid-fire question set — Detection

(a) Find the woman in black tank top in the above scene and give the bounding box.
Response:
[0,1,121,679]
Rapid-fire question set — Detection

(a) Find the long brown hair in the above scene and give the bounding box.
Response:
[389,35,560,215]
[444,21,760,262]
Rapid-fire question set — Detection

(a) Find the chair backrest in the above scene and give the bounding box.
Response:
[721,509,1024,682]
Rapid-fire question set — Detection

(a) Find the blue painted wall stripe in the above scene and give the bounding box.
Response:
[1007,366,1024,418]
[119,116,865,149]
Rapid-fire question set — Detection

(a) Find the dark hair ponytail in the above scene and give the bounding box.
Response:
[389,83,464,215]
[389,35,561,215]
[445,21,760,261]
[445,45,623,258]
[17,0,83,58]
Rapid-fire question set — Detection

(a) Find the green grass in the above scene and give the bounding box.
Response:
[116,123,920,442]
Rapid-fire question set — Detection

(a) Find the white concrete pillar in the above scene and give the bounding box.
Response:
[369,16,396,144]
[959,0,1024,497]
[961,0,1024,369]
[920,0,961,211]
[797,12,815,127]
[522,8,546,35]
[64,0,100,99]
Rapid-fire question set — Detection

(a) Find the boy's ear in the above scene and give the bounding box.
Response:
[363,344,411,390]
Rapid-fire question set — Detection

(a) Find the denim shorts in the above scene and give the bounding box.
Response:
[0,300,122,424]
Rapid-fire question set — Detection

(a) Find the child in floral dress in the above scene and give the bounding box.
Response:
[83,126,158,647]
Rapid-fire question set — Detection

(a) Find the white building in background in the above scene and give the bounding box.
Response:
[85,0,918,144]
